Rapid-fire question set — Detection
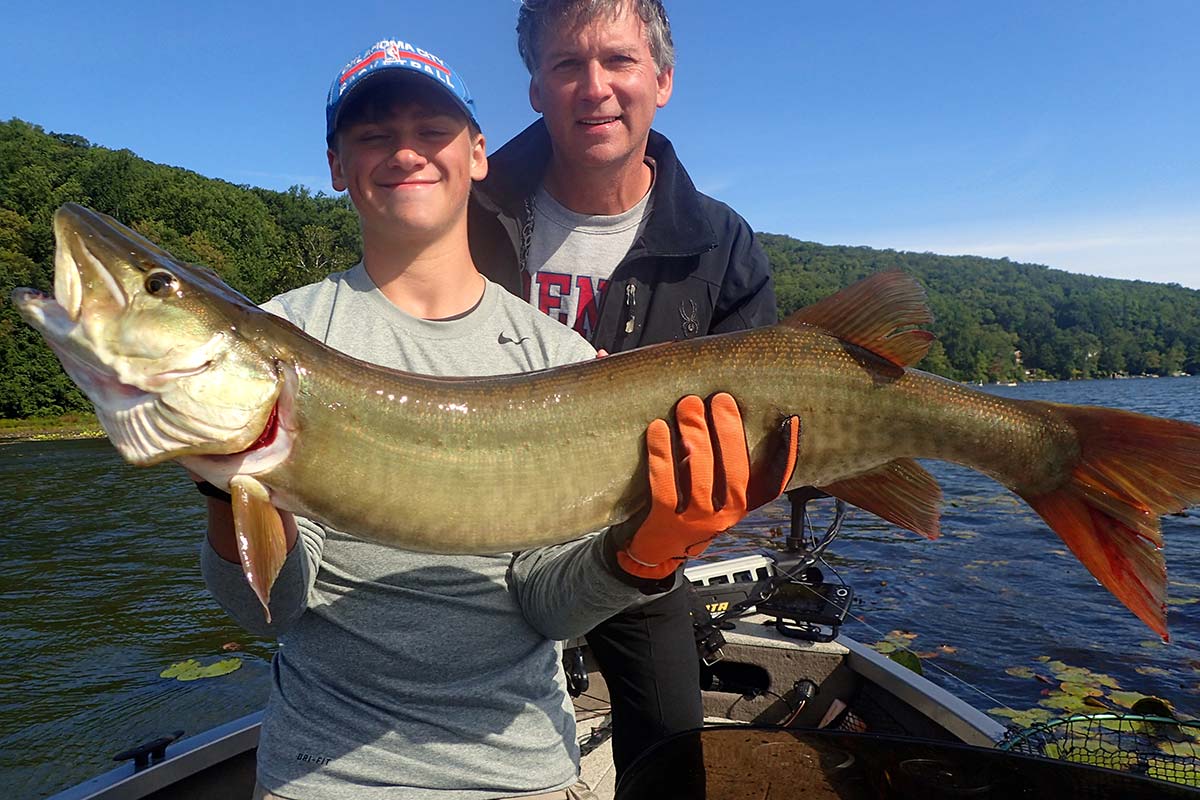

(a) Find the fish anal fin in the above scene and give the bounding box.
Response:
[783,271,935,368]
[229,475,288,624]
[821,458,942,540]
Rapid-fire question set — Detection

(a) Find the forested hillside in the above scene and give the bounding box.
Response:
[766,238,1200,383]
[2,118,1198,419]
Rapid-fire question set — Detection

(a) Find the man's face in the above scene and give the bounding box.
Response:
[529,4,673,173]
[328,84,486,244]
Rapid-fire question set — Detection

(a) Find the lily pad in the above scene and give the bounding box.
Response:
[1107,690,1149,709]
[987,706,1053,728]
[889,649,923,676]
[160,657,243,682]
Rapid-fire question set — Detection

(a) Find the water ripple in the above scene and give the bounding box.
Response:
[2,377,1199,795]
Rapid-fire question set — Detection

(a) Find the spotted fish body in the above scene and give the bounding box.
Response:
[12,204,1200,637]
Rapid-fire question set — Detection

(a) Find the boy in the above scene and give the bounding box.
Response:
[197,38,776,799]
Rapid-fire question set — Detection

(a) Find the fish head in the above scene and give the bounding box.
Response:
[11,203,282,465]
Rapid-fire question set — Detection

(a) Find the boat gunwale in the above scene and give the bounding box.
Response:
[46,711,263,800]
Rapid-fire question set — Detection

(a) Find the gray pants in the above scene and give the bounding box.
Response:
[252,780,599,799]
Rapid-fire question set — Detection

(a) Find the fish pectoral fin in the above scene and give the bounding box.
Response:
[781,271,935,368]
[821,458,942,539]
[748,414,802,510]
[229,475,288,624]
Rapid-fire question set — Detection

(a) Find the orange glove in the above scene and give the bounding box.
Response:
[615,393,800,580]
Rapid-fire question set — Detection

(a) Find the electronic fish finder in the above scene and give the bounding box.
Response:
[686,488,856,657]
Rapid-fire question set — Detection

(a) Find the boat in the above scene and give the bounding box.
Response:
[45,497,1199,799]
[47,582,1003,798]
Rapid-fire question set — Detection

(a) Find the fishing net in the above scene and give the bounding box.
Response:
[617,724,1200,799]
[1001,712,1200,789]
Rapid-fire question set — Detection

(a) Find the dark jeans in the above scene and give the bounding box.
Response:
[584,582,703,778]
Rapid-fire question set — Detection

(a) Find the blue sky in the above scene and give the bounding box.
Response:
[2,1,1197,288]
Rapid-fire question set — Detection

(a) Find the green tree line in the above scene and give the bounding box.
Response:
[766,237,1200,383]
[2,118,1198,418]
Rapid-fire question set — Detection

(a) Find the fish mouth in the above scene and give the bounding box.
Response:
[12,279,223,392]
[12,286,78,339]
[11,206,243,465]
[17,309,230,466]
[57,214,130,320]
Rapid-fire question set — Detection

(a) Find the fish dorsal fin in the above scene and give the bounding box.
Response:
[230,475,289,623]
[782,271,935,367]
[821,458,943,539]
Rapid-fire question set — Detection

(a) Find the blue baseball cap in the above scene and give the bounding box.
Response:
[325,39,480,143]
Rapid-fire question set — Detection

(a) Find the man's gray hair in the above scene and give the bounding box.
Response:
[517,0,675,75]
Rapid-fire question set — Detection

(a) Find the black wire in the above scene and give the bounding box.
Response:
[709,500,850,625]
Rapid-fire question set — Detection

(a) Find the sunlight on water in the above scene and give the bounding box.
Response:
[1,376,1198,796]
[0,439,274,797]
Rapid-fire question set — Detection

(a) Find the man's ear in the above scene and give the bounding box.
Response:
[470,133,488,181]
[327,147,347,192]
[528,76,543,114]
[656,66,674,109]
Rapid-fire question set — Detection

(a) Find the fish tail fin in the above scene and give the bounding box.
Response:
[1018,404,1200,642]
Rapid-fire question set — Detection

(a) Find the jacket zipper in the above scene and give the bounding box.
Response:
[623,283,637,335]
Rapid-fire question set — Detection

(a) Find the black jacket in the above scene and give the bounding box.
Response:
[469,120,777,353]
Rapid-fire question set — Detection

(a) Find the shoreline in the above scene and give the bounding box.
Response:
[0,415,106,443]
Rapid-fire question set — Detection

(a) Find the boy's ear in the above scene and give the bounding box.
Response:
[470,132,488,181]
[327,147,347,192]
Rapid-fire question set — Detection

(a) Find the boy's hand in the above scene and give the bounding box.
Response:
[614,393,799,580]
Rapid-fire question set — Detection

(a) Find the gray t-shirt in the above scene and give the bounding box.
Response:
[523,176,653,339]
[201,264,642,799]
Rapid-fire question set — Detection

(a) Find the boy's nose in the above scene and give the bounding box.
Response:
[389,145,427,169]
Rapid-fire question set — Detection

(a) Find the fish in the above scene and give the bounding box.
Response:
[12,203,1200,637]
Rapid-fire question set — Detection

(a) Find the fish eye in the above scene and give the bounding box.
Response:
[145,271,177,297]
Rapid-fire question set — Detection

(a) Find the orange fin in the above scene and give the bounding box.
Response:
[1019,404,1200,642]
[821,458,942,539]
[782,270,935,367]
[230,475,288,624]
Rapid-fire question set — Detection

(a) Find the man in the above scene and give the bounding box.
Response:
[197,37,785,799]
[470,0,779,778]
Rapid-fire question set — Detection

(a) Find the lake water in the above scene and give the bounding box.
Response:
[2,376,1198,797]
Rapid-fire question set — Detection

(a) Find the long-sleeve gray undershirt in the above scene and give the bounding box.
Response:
[201,265,648,799]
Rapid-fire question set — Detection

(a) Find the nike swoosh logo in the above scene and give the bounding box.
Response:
[498,332,532,346]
